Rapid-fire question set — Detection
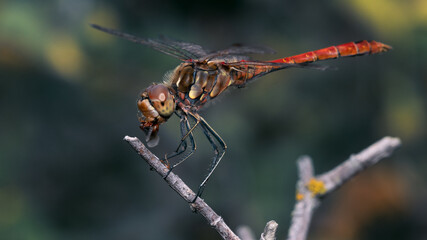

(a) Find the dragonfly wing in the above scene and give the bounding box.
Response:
[200,45,276,61]
[157,35,208,59]
[91,24,208,61]
[215,45,276,55]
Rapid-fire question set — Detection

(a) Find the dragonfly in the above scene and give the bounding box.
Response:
[91,24,391,202]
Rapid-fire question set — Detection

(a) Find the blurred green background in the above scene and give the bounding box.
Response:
[1,0,426,239]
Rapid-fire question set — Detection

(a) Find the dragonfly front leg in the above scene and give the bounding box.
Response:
[163,112,199,160]
[187,112,227,203]
[163,117,187,160]
[163,114,197,179]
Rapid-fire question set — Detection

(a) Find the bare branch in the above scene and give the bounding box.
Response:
[260,220,279,240]
[124,135,401,240]
[124,136,240,240]
[318,136,402,193]
[286,136,401,240]
[287,156,318,240]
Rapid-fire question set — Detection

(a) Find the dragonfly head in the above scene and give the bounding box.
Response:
[137,84,176,147]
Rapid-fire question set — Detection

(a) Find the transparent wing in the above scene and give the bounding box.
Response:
[200,44,276,61]
[158,35,208,59]
[91,24,208,60]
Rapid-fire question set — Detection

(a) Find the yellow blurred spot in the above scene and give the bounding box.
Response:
[306,178,326,197]
[45,33,85,79]
[386,99,425,140]
[383,71,426,140]
[296,192,305,201]
[86,7,120,45]
[0,187,25,227]
[413,0,427,24]
[345,0,412,37]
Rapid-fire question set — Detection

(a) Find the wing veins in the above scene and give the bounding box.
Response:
[91,24,199,60]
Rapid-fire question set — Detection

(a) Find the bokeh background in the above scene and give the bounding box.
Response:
[1,0,427,239]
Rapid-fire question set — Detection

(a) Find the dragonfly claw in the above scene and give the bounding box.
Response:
[160,155,171,171]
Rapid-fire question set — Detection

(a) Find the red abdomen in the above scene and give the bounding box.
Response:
[269,40,391,64]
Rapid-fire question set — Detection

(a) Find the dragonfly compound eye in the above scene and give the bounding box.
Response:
[147,84,175,118]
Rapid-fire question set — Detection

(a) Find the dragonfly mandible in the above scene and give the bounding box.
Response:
[91,24,391,202]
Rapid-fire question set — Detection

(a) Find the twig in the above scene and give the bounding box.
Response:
[123,136,240,240]
[286,136,401,240]
[261,220,279,240]
[318,136,402,193]
[286,156,318,240]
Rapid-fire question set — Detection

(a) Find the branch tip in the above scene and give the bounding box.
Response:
[261,220,278,240]
[297,156,314,182]
[123,135,137,141]
[384,136,401,147]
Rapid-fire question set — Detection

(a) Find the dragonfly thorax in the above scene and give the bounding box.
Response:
[137,84,176,147]
[168,62,235,111]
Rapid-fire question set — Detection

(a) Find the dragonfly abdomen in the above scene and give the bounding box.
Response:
[270,40,391,64]
[230,64,280,86]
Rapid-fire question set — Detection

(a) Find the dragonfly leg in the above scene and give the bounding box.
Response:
[162,113,199,161]
[170,116,197,168]
[163,115,197,179]
[187,112,227,203]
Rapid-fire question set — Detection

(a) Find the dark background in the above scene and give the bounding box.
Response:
[1,0,427,239]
